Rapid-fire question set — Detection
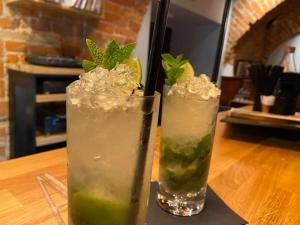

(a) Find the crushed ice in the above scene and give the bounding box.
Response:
[67,64,142,111]
[167,74,220,100]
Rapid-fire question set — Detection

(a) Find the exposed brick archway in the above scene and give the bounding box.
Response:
[225,0,283,63]
[234,0,300,63]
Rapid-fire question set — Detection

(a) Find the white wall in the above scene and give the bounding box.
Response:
[133,3,151,85]
[268,34,300,72]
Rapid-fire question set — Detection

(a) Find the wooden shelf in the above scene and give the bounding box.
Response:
[6,0,100,19]
[36,93,66,103]
[36,133,66,147]
[7,64,82,76]
[9,66,75,157]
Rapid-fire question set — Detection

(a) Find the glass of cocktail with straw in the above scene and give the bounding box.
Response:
[67,1,170,225]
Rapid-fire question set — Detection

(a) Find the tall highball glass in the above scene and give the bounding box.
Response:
[157,86,219,216]
[67,89,160,225]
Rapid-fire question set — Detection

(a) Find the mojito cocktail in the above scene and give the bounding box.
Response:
[67,40,160,225]
[157,54,220,216]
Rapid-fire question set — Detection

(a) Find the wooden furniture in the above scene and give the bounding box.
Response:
[36,93,66,103]
[223,106,300,131]
[8,64,81,158]
[6,0,101,19]
[0,113,299,224]
[220,76,244,106]
[220,76,255,107]
[229,99,254,107]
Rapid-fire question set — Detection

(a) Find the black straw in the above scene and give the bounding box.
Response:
[127,1,170,225]
[144,0,170,96]
[212,0,232,83]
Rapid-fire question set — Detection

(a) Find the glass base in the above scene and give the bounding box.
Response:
[156,184,206,217]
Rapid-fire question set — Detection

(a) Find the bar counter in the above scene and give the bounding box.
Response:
[0,112,299,224]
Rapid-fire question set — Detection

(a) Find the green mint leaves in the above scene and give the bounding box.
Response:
[82,60,97,72]
[82,39,136,72]
[162,53,188,86]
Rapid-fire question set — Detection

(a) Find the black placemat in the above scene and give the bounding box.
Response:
[147,182,247,225]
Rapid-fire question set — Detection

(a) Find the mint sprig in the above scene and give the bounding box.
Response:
[161,53,188,86]
[82,39,135,72]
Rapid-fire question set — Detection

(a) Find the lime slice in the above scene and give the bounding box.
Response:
[177,62,195,82]
[71,192,128,225]
[123,58,142,83]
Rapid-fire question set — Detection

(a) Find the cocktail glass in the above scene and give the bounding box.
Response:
[67,88,160,225]
[157,86,219,216]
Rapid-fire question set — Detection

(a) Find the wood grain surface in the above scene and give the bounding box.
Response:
[0,113,299,225]
[7,64,82,76]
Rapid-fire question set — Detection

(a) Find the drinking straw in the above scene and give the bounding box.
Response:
[212,0,232,83]
[143,1,170,96]
[127,0,170,224]
[36,175,66,225]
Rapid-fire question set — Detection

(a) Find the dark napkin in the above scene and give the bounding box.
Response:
[147,182,247,225]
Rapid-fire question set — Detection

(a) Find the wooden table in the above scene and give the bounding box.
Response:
[0,113,300,225]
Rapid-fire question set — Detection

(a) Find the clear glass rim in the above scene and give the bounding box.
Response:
[164,95,220,102]
[133,91,160,99]
[163,85,220,102]
[66,88,160,100]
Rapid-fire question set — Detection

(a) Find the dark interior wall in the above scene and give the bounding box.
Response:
[168,21,220,76]
[165,4,221,76]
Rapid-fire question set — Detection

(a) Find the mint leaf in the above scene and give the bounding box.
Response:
[83,39,136,71]
[162,53,175,62]
[105,40,120,58]
[162,53,188,86]
[165,67,184,86]
[103,41,136,70]
[176,54,183,63]
[160,135,212,193]
[162,60,169,71]
[118,43,135,63]
[179,59,188,66]
[162,54,178,67]
[103,41,119,70]
[82,59,96,72]
[86,39,104,64]
[195,134,212,159]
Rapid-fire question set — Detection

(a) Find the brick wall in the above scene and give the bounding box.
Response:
[234,0,300,62]
[225,0,284,64]
[0,0,149,159]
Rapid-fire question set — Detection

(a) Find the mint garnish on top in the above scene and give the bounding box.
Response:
[162,53,189,86]
[82,39,136,72]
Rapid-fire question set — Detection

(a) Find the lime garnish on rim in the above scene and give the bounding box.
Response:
[161,53,194,86]
[177,62,195,82]
[124,58,142,84]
